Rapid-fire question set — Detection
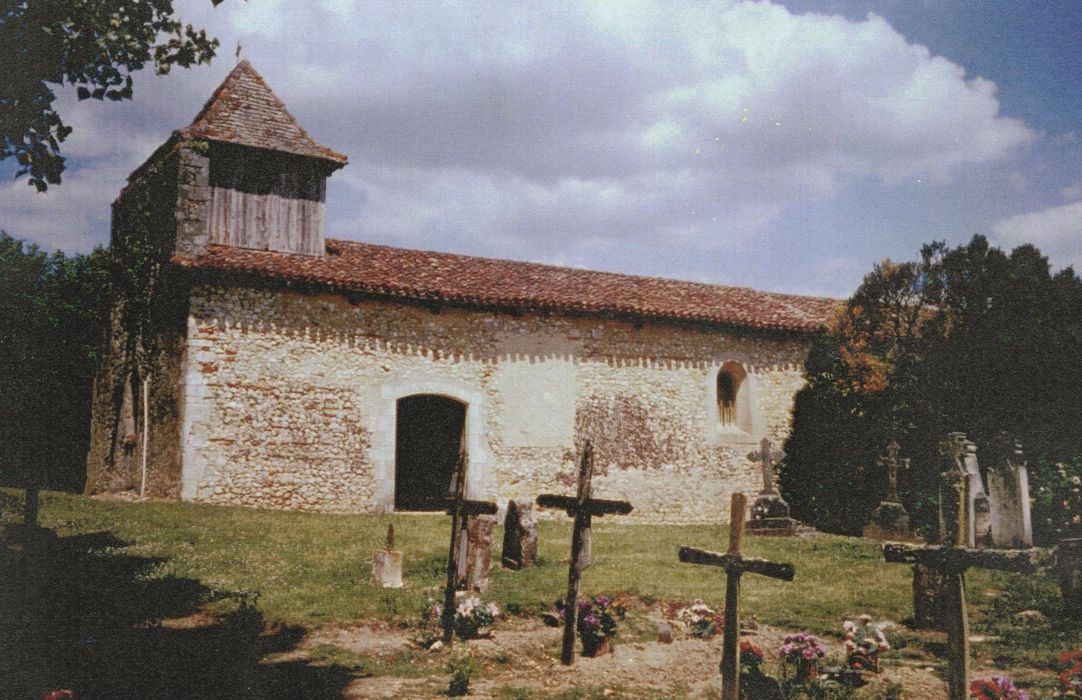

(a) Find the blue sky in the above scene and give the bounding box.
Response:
[2,0,1079,299]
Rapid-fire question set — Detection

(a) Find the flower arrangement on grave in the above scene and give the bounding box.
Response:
[842,614,890,672]
[969,676,1028,700]
[779,632,827,683]
[1056,649,1082,699]
[675,598,724,639]
[558,595,623,656]
[425,596,500,640]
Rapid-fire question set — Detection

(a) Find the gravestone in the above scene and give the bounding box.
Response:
[458,514,496,592]
[501,499,538,569]
[885,444,1044,700]
[371,523,404,588]
[746,438,799,535]
[985,433,1033,548]
[939,433,992,548]
[864,441,913,540]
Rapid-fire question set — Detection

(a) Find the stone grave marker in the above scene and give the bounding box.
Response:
[537,441,633,665]
[501,499,538,569]
[680,492,795,700]
[459,513,496,591]
[985,433,1033,548]
[940,432,992,547]
[371,523,403,588]
[882,451,1043,700]
[441,448,497,645]
[746,438,800,535]
[864,441,912,540]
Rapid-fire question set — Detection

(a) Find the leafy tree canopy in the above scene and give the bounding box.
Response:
[1,0,225,191]
[781,235,1082,541]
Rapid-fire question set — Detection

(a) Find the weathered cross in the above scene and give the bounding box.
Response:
[881,460,1043,700]
[748,438,784,494]
[679,492,795,700]
[537,441,633,665]
[441,448,497,644]
[877,441,909,503]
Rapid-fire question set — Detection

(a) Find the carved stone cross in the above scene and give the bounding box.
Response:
[679,493,796,700]
[748,438,784,495]
[881,465,1043,700]
[537,441,633,665]
[877,441,909,503]
[441,448,497,644]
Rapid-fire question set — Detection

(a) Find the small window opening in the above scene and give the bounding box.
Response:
[716,362,747,428]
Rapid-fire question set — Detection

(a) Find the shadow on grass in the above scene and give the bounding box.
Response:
[1,526,354,700]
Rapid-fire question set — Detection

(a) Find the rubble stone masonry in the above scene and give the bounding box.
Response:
[178,284,812,523]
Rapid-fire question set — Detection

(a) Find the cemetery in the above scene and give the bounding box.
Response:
[5,20,1082,700]
[4,426,1082,699]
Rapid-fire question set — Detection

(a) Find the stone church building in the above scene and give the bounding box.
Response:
[86,62,836,522]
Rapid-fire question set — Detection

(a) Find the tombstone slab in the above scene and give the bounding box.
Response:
[985,434,1033,548]
[459,514,496,592]
[501,500,538,569]
[371,523,403,588]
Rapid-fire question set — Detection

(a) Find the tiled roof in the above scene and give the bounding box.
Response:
[178,60,347,165]
[173,240,838,333]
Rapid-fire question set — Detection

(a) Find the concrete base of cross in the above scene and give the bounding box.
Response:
[864,501,915,541]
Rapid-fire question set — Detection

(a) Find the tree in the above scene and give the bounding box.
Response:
[0,231,110,491]
[1,0,225,191]
[780,235,1082,541]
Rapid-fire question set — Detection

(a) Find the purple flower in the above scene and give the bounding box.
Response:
[578,600,592,612]
[595,596,611,607]
[582,615,600,630]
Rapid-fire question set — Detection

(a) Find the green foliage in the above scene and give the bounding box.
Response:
[0,0,225,191]
[447,655,476,696]
[781,235,1082,540]
[0,232,110,490]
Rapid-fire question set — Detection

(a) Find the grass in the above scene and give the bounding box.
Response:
[4,487,1082,692]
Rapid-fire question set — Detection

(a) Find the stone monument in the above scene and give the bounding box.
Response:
[501,499,538,569]
[371,523,403,588]
[863,441,913,540]
[985,433,1033,548]
[456,514,497,592]
[746,438,800,535]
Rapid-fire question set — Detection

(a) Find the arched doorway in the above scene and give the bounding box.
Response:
[394,394,466,510]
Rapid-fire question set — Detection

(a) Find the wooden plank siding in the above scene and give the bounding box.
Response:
[207,146,328,256]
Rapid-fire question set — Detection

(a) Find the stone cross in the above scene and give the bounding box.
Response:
[748,438,784,495]
[679,493,796,700]
[878,441,908,503]
[537,441,633,665]
[441,448,497,645]
[882,465,1043,700]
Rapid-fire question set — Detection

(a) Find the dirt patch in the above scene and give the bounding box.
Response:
[296,609,957,699]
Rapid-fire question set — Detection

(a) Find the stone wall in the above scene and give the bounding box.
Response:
[176,284,812,523]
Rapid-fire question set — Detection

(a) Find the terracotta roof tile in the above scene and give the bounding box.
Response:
[178,60,347,164]
[172,240,839,333]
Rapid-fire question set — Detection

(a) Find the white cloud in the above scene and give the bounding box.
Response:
[992,202,1082,271]
[0,0,1038,283]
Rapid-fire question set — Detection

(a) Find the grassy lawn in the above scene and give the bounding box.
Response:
[2,489,1079,696]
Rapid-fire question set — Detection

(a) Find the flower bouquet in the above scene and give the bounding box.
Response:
[559,595,622,657]
[1056,649,1082,700]
[970,676,1028,700]
[779,632,827,683]
[427,596,500,640]
[676,599,724,639]
[843,614,890,673]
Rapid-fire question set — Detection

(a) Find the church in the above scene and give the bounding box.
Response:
[85,62,837,522]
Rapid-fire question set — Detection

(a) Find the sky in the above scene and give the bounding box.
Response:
[2,0,1080,299]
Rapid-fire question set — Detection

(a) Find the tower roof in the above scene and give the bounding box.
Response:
[178,60,347,165]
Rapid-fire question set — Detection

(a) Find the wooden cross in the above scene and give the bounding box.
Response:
[536,441,633,665]
[881,465,1044,700]
[877,441,909,503]
[748,438,784,494]
[679,492,795,700]
[441,448,497,644]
